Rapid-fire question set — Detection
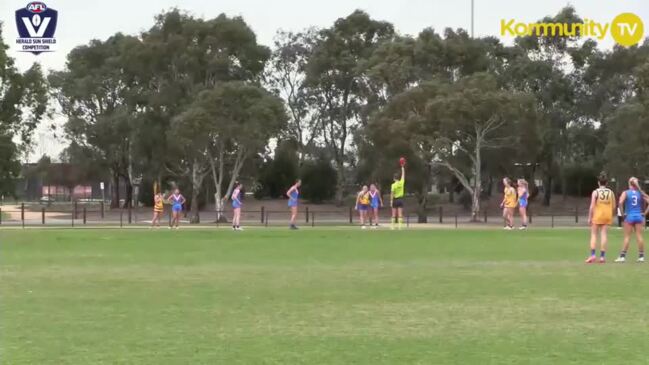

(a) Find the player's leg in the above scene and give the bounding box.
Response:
[634,223,645,262]
[599,224,608,262]
[397,207,403,229]
[290,206,298,229]
[616,223,633,262]
[586,224,598,263]
[519,206,528,229]
[374,207,380,227]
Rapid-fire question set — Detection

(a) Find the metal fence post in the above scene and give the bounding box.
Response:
[120,209,123,228]
[349,207,353,224]
[406,214,410,228]
[311,211,315,227]
[128,206,132,224]
[306,207,309,223]
[101,201,104,219]
[439,206,443,223]
[0,208,3,224]
[42,207,45,225]
[21,203,25,228]
[260,206,265,224]
[83,208,87,225]
[265,212,269,227]
[575,206,579,224]
[483,210,487,223]
[551,213,555,228]
[74,201,78,219]
[454,214,458,228]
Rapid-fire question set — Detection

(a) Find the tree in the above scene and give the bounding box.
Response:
[266,30,320,161]
[305,10,395,204]
[0,24,48,195]
[49,33,141,208]
[172,82,286,222]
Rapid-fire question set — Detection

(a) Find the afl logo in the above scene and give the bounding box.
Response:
[15,2,58,55]
[27,2,47,13]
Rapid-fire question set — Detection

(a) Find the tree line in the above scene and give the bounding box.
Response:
[1,7,648,222]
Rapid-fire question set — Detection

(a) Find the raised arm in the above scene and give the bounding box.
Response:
[400,166,405,182]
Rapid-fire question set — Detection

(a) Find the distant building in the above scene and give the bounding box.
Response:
[17,163,109,201]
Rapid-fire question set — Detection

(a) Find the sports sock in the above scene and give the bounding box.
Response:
[600,251,606,258]
[640,251,645,258]
[590,249,596,256]
[620,251,627,258]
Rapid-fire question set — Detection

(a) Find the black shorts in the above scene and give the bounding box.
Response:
[392,198,404,208]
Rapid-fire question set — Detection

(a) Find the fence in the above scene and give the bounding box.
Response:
[1,203,646,228]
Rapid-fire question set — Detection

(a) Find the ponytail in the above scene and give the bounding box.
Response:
[629,177,649,200]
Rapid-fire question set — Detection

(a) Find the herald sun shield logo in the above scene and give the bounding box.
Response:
[15,2,58,55]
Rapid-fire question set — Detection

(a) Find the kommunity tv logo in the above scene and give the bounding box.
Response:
[501,12,644,47]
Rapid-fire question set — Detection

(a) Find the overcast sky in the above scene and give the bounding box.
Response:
[1,0,648,160]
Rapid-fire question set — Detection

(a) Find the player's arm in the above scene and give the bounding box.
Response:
[611,191,617,217]
[588,191,597,223]
[618,191,627,216]
[286,186,293,199]
[400,166,405,182]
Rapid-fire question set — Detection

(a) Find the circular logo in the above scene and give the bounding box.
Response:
[611,13,644,47]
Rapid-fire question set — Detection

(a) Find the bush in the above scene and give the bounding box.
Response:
[300,158,337,203]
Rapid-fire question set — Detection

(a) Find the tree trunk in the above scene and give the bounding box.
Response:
[416,191,428,223]
[543,174,552,206]
[189,158,206,224]
[123,177,133,209]
[110,171,120,209]
[471,184,481,222]
[334,161,345,206]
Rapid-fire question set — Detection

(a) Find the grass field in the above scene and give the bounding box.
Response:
[2,228,649,364]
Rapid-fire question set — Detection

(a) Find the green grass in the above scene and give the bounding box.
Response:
[1,228,648,364]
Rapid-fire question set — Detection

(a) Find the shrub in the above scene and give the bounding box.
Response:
[300,158,337,203]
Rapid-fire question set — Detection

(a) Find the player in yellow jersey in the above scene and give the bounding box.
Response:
[586,173,616,263]
[355,185,371,229]
[500,177,517,230]
[151,191,165,228]
[390,164,406,230]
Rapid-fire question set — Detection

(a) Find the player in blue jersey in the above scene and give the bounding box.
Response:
[168,188,186,230]
[287,179,301,230]
[615,177,649,263]
[369,183,383,228]
[231,182,243,231]
[517,179,529,230]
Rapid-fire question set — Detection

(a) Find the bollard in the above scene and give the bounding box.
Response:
[74,201,78,219]
[128,206,132,224]
[0,208,2,224]
[83,208,87,225]
[261,206,265,224]
[21,203,25,228]
[120,210,124,228]
[439,206,443,223]
[312,212,315,227]
[575,206,579,224]
[484,210,487,223]
[265,212,269,227]
[169,209,172,227]
[42,207,45,225]
[454,214,458,228]
[349,207,353,224]
[529,208,533,224]
[406,214,410,228]
[306,207,309,223]
[101,201,105,219]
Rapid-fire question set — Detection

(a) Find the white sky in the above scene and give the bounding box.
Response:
[1,0,648,161]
